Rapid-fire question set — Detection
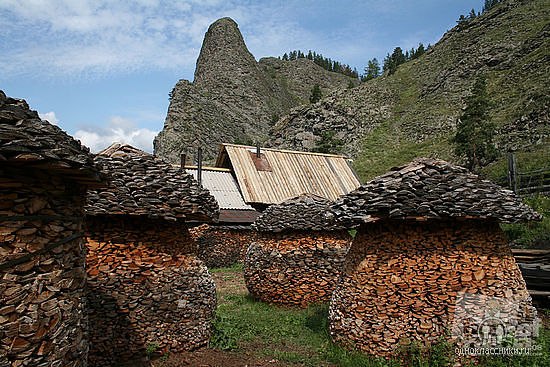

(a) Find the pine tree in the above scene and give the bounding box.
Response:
[309,84,322,103]
[452,76,497,172]
[383,47,406,75]
[363,58,380,81]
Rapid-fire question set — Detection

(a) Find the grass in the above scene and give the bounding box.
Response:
[501,194,550,248]
[209,266,550,366]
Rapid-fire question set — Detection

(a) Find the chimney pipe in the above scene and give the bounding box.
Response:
[180,152,187,169]
[256,142,261,158]
[197,146,203,187]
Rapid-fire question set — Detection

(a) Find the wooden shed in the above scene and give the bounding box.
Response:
[328,158,541,357]
[84,151,219,366]
[0,91,104,367]
[244,194,352,308]
[215,143,361,208]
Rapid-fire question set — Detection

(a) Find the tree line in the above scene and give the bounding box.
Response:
[280,50,359,79]
[457,0,502,26]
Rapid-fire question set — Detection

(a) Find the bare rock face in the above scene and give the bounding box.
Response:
[154,17,354,163]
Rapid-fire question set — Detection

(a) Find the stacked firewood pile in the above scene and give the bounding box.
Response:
[329,220,538,356]
[245,194,351,307]
[86,235,216,366]
[87,216,198,255]
[190,224,257,268]
[86,154,219,222]
[85,150,219,366]
[1,91,104,367]
[245,231,350,307]
[328,158,541,357]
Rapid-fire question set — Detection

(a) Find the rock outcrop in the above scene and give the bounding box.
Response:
[154,17,354,163]
[270,0,550,179]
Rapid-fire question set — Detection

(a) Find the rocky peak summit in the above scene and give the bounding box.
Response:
[154,17,355,164]
[194,17,256,86]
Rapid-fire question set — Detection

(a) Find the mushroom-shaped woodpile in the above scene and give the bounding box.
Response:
[245,194,352,308]
[328,158,541,357]
[84,147,219,366]
[0,91,105,367]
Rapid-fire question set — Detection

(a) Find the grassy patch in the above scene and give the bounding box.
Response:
[501,194,550,248]
[209,267,550,366]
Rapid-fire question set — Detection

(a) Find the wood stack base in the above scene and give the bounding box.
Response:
[85,217,216,367]
[244,231,351,308]
[190,224,257,268]
[329,220,538,358]
[0,174,89,367]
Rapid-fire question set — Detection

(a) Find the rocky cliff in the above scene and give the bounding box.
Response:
[154,17,354,163]
[270,0,550,180]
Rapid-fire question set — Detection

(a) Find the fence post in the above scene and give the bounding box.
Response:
[508,152,517,193]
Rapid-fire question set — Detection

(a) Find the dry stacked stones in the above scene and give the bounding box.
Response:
[0,91,104,367]
[85,152,219,366]
[329,158,541,358]
[245,194,352,308]
[190,224,258,268]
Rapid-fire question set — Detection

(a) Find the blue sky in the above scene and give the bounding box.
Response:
[0,0,481,153]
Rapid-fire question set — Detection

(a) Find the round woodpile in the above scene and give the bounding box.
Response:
[328,158,541,358]
[245,194,351,307]
[86,231,216,366]
[84,150,219,366]
[190,224,257,268]
[0,91,104,367]
[329,219,538,356]
[245,231,350,307]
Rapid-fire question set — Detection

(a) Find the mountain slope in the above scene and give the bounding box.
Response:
[270,0,550,180]
[153,17,355,163]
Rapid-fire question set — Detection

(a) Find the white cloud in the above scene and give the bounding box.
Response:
[74,116,158,153]
[38,111,59,125]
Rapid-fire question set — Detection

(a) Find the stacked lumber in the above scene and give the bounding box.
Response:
[329,220,537,357]
[0,90,104,185]
[86,234,216,367]
[512,249,550,292]
[330,158,542,227]
[86,216,198,255]
[244,231,351,307]
[190,224,257,268]
[86,154,219,222]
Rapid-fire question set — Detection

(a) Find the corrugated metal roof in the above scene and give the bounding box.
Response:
[186,168,255,211]
[215,144,361,205]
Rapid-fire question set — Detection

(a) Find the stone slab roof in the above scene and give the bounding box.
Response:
[86,155,219,222]
[253,193,346,232]
[0,90,104,185]
[330,158,541,226]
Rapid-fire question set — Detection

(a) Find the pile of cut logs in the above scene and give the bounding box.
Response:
[0,175,89,367]
[86,234,216,367]
[329,220,538,357]
[86,216,198,255]
[244,231,351,307]
[330,158,542,227]
[86,155,219,222]
[190,224,257,268]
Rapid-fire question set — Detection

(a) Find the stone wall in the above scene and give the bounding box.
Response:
[85,216,216,367]
[0,169,88,367]
[244,231,351,308]
[329,219,538,357]
[190,224,256,268]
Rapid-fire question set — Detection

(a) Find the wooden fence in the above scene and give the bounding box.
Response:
[505,153,550,196]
